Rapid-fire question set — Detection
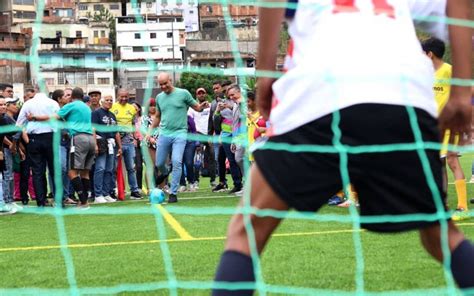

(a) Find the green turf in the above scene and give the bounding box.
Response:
[1,155,473,295]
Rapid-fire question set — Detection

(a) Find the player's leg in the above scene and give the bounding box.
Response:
[213,164,289,296]
[419,222,474,289]
[446,151,469,219]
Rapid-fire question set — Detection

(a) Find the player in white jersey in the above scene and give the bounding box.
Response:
[212,0,473,295]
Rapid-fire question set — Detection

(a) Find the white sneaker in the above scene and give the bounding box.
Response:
[234,189,244,196]
[103,195,116,203]
[188,184,197,192]
[94,196,107,204]
[8,202,23,211]
[470,176,474,183]
[193,182,200,189]
[0,203,17,215]
[178,185,187,193]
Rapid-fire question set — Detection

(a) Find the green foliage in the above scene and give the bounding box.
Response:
[279,23,290,55]
[86,8,116,49]
[177,72,225,100]
[417,30,452,65]
[244,76,257,92]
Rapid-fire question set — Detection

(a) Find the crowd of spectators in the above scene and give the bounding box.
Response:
[0,73,267,214]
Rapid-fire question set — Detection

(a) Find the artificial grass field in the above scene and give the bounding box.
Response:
[1,155,474,295]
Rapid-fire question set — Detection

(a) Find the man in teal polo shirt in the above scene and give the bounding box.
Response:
[151,72,209,203]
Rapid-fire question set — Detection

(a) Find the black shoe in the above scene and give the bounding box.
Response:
[130,191,142,200]
[212,183,228,192]
[229,185,243,194]
[110,192,118,200]
[168,194,178,203]
[471,198,474,204]
[156,173,170,186]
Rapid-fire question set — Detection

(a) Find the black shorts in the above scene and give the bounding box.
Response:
[254,104,447,232]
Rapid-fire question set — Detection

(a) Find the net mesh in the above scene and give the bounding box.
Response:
[0,0,473,295]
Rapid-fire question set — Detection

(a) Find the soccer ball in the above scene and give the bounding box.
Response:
[149,188,166,204]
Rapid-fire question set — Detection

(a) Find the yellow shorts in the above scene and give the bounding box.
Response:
[440,129,460,158]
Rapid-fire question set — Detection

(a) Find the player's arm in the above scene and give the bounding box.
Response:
[438,0,472,136]
[191,101,210,112]
[256,0,286,120]
[27,113,60,121]
[151,109,161,129]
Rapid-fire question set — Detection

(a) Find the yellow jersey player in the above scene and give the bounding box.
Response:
[422,37,469,221]
[213,0,473,294]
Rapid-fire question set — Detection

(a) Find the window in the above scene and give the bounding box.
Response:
[76,31,82,38]
[133,47,145,52]
[79,4,88,11]
[146,2,153,8]
[64,54,84,67]
[98,77,110,85]
[13,0,34,5]
[152,47,159,52]
[87,72,95,85]
[93,31,98,38]
[166,32,172,38]
[55,9,73,17]
[64,72,87,86]
[189,10,194,14]
[58,72,65,85]
[96,57,108,63]
[42,56,51,64]
[134,33,140,39]
[109,4,120,10]
[131,80,143,89]
[44,10,50,17]
[93,4,104,11]
[207,5,213,13]
[13,11,36,19]
[101,30,106,38]
[167,48,173,52]
[45,78,55,86]
[150,33,156,39]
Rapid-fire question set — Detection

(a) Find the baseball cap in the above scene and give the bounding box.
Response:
[196,88,207,94]
[88,89,101,96]
[6,98,19,104]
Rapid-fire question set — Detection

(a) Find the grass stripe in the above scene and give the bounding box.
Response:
[156,205,194,240]
[2,224,472,254]
[0,229,363,253]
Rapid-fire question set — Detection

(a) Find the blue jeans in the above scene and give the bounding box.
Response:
[3,148,13,203]
[122,143,139,193]
[94,151,115,197]
[156,134,187,195]
[221,139,242,187]
[60,145,71,199]
[180,141,197,185]
[0,173,4,205]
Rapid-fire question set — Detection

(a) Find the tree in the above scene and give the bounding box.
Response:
[177,72,225,100]
[86,8,116,49]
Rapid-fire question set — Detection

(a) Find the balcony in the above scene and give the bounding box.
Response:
[39,37,112,52]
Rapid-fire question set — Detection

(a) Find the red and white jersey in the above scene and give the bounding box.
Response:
[270,0,448,136]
